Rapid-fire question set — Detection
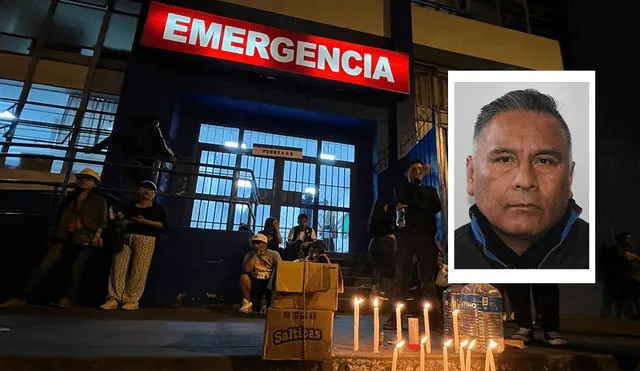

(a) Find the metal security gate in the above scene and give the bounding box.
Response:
[190,123,355,253]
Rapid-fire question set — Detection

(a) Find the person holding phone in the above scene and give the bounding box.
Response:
[100,180,167,311]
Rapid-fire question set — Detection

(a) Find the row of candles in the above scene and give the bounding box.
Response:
[353,298,498,371]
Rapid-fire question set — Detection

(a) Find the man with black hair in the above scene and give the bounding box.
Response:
[284,213,317,260]
[384,158,442,329]
[83,113,177,191]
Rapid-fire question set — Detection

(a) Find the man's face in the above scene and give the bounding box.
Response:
[298,217,308,228]
[624,235,633,247]
[407,164,424,182]
[466,111,575,239]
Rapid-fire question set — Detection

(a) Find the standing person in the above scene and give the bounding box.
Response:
[83,113,177,191]
[599,241,623,319]
[284,213,317,260]
[100,180,167,311]
[0,168,107,309]
[239,233,282,313]
[614,233,640,318]
[367,199,395,299]
[509,284,566,345]
[385,158,442,329]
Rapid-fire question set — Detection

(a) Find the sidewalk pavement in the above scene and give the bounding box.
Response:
[0,307,638,371]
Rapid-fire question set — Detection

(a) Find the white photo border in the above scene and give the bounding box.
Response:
[447,70,596,284]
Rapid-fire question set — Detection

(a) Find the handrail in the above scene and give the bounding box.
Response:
[0,141,259,193]
[0,146,262,230]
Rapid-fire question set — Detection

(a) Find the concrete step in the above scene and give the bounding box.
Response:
[339,266,374,277]
[343,276,375,287]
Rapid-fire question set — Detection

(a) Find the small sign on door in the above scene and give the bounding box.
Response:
[252,144,304,160]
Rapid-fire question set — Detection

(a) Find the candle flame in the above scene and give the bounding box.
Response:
[421,336,428,344]
[453,309,459,314]
[460,339,469,348]
[396,303,404,310]
[489,339,498,349]
[374,297,379,307]
[424,302,431,310]
[354,297,360,306]
[444,340,453,347]
[468,339,476,349]
[396,340,406,349]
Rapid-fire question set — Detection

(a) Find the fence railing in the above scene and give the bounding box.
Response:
[0,142,262,232]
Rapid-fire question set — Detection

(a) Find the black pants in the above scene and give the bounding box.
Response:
[123,159,156,192]
[22,238,93,300]
[394,232,439,305]
[508,284,560,332]
[369,237,395,288]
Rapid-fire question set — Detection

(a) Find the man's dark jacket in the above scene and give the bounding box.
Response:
[455,199,589,269]
[394,180,441,236]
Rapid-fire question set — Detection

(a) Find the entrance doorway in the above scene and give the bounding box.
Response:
[189,123,354,253]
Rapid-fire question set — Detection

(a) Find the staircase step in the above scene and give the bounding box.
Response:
[343,276,375,287]
[340,266,374,277]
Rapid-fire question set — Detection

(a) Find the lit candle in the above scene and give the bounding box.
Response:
[373,298,380,353]
[392,340,405,371]
[459,339,469,371]
[466,339,476,371]
[353,298,363,352]
[423,302,431,353]
[452,310,460,353]
[420,337,427,371]
[443,339,452,371]
[487,339,498,371]
[396,303,404,351]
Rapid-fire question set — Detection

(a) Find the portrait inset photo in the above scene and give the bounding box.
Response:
[448,71,595,284]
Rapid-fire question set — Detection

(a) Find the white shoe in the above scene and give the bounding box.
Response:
[239,299,253,313]
[100,300,119,310]
[122,302,139,311]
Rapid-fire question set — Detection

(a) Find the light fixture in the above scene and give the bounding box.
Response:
[0,103,17,120]
[304,187,316,195]
[320,153,335,161]
[224,141,239,148]
[237,180,252,188]
[0,111,15,120]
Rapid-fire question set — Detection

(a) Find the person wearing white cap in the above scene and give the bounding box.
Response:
[100,180,167,311]
[239,233,282,313]
[0,168,107,309]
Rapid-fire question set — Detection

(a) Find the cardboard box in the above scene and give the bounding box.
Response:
[274,261,338,293]
[272,261,340,311]
[263,309,334,361]
[271,288,339,311]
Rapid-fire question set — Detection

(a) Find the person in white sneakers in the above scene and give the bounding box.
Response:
[100,180,166,311]
[239,233,281,313]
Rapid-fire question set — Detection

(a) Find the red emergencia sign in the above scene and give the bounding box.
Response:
[140,2,410,94]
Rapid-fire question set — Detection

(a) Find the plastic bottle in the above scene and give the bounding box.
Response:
[260,297,267,313]
[442,284,464,341]
[459,283,505,353]
[396,208,406,228]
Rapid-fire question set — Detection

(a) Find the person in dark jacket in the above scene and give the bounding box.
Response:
[284,213,316,260]
[384,158,442,330]
[367,199,395,299]
[0,168,107,309]
[455,89,588,270]
[82,113,177,191]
